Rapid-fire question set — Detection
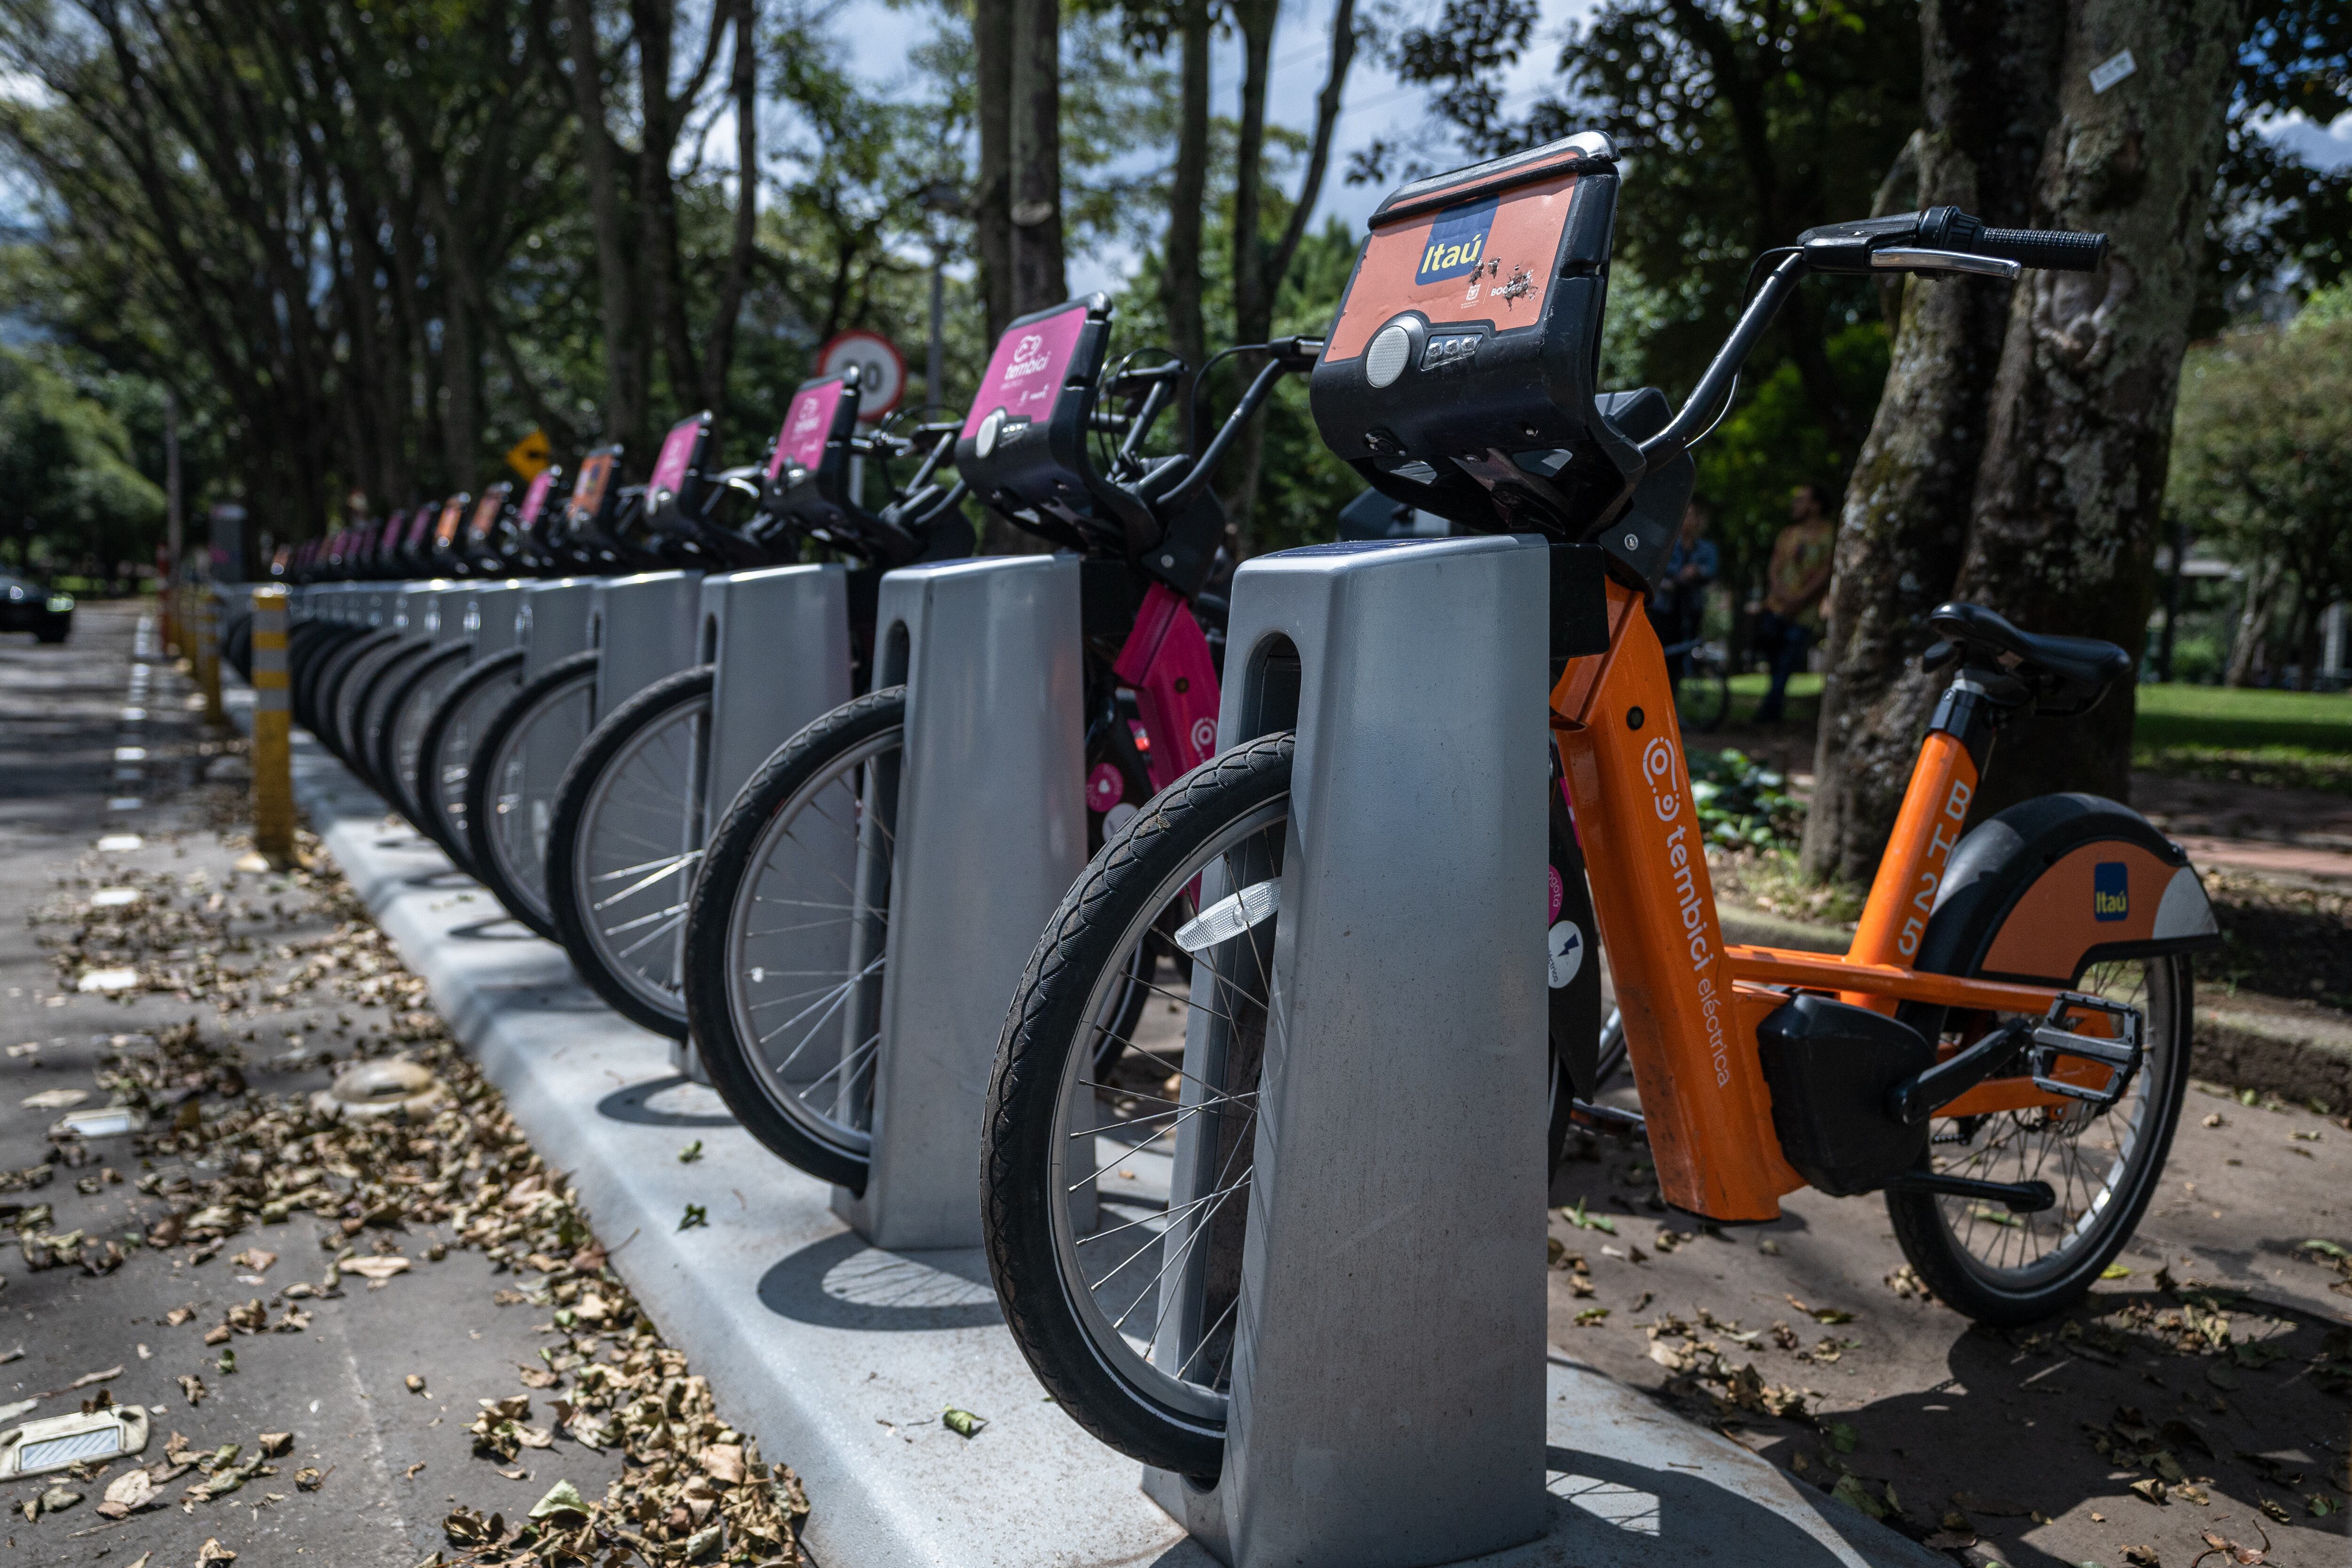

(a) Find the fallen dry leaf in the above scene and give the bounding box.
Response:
[96,1467,159,1519]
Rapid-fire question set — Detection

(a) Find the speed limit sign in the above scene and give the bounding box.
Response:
[817,330,906,422]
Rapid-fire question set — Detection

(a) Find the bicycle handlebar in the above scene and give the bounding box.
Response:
[1640,208,2105,472]
[1796,205,2107,275]
[1153,337,1324,509]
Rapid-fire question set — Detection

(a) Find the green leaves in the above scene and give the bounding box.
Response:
[1561,1198,1616,1235]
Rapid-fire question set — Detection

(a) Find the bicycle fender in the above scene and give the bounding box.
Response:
[1910,793,2220,1009]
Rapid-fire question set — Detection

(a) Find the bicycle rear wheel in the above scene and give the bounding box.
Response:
[546,667,714,1038]
[683,688,904,1191]
[1887,955,2190,1324]
[463,651,600,939]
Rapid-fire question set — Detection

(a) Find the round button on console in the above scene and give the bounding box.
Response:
[1365,323,1413,389]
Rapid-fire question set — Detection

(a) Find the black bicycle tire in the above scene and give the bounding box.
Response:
[461,650,602,940]
[342,639,433,791]
[415,648,527,873]
[546,666,715,1039]
[288,622,347,733]
[983,733,1296,1479]
[682,686,908,1192]
[373,642,472,828]
[312,628,399,756]
[333,633,422,769]
[223,614,254,682]
[294,621,363,732]
[1885,953,2191,1325]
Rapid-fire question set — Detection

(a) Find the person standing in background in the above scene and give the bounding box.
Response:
[1649,501,1718,681]
[1751,485,1835,724]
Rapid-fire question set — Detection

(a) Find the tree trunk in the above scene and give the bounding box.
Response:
[561,0,643,447]
[972,0,1015,342]
[1801,0,2063,883]
[2225,556,2282,686]
[1162,0,1211,446]
[1953,0,2248,816]
[1218,0,1354,555]
[1009,0,1065,315]
[700,0,760,423]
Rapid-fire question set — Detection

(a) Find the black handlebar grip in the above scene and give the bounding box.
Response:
[1974,227,2108,271]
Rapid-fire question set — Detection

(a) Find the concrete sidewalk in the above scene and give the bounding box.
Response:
[282,717,1944,1568]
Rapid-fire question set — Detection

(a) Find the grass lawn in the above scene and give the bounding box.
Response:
[2132,682,2352,795]
[1716,671,1824,727]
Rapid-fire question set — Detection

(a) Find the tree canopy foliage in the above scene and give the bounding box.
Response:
[0,341,165,578]
[0,0,2341,585]
[2170,292,2352,685]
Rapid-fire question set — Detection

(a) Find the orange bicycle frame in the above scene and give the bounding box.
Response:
[1550,581,2078,1222]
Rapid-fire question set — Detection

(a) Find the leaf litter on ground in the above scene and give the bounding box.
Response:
[16,824,815,1565]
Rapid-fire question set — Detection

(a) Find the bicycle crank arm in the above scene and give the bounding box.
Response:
[1882,1170,2056,1214]
[1886,1017,2032,1127]
[1567,1098,1646,1136]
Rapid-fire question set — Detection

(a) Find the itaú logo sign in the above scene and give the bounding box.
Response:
[1415,197,1498,285]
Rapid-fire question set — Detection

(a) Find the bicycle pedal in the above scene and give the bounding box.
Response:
[2026,992,2143,1109]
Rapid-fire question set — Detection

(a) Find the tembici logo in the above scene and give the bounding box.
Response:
[1417,199,1499,285]
[2093,860,2129,923]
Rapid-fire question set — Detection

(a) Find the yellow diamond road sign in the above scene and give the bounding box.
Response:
[505,429,552,480]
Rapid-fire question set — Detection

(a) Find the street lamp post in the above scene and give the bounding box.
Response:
[915,180,963,420]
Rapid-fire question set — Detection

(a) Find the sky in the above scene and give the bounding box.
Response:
[830,0,1604,295]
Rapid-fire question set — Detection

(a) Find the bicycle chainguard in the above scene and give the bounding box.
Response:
[2026,992,2143,1110]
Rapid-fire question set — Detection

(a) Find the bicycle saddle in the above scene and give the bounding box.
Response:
[1926,601,2130,712]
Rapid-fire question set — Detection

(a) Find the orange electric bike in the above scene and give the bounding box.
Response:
[978,131,2222,1478]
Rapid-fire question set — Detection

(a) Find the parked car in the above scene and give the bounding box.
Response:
[0,576,72,642]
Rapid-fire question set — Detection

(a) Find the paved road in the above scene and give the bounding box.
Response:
[0,602,620,1565]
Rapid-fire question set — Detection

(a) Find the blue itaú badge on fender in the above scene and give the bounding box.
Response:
[2093,861,2128,922]
[1416,198,1500,285]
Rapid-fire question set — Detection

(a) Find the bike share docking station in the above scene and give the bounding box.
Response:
[1144,533,1562,1568]
[508,571,704,888]
[835,552,1087,1250]
[673,563,857,1081]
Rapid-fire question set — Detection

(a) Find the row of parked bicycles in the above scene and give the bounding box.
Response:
[235,135,2218,1485]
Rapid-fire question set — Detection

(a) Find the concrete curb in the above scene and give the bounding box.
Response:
[283,720,1944,1568]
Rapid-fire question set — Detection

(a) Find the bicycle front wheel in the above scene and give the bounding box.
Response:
[546,666,715,1038]
[415,648,525,874]
[682,688,905,1191]
[375,642,472,827]
[985,735,1294,1477]
[463,651,599,939]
